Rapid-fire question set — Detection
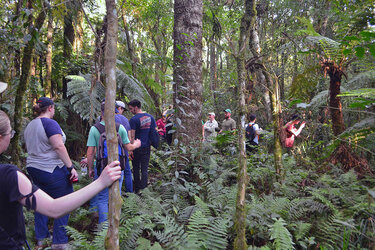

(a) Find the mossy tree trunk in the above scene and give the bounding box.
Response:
[269,75,284,179]
[46,12,53,97]
[11,0,46,167]
[233,0,255,248]
[104,0,121,249]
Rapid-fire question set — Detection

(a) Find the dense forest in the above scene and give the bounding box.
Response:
[0,0,375,249]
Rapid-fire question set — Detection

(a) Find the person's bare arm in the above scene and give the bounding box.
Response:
[124,139,141,151]
[49,134,78,179]
[49,134,72,167]
[86,146,96,179]
[129,129,135,143]
[18,161,122,218]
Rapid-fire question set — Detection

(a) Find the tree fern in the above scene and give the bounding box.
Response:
[269,218,295,250]
[66,74,103,123]
[116,68,154,112]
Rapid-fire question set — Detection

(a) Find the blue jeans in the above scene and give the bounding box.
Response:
[90,167,124,224]
[124,159,133,193]
[27,166,73,244]
[132,147,151,193]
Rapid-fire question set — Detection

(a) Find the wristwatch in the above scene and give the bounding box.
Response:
[68,165,75,172]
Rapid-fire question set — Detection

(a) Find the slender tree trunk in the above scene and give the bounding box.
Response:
[233,0,254,249]
[73,9,84,55]
[268,74,283,179]
[46,12,53,97]
[121,10,137,78]
[11,0,46,166]
[279,51,286,101]
[173,0,203,144]
[209,40,217,108]
[13,0,24,78]
[63,12,75,99]
[249,21,271,122]
[104,1,120,249]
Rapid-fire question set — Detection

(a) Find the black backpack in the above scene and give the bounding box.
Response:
[94,122,126,175]
[245,123,256,142]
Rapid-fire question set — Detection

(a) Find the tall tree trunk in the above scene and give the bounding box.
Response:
[268,74,283,178]
[63,12,75,99]
[249,20,272,122]
[121,10,137,78]
[233,0,254,248]
[209,40,217,108]
[322,60,345,136]
[11,0,46,167]
[104,1,120,249]
[46,12,53,97]
[73,9,84,55]
[13,0,24,78]
[173,0,203,144]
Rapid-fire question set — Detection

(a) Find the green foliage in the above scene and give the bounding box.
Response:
[269,218,295,250]
[66,74,103,123]
[187,210,229,249]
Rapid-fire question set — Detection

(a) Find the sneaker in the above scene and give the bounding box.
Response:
[51,243,72,250]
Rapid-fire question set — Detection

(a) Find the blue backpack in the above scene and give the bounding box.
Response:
[94,122,126,175]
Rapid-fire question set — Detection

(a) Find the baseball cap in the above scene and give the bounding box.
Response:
[0,82,7,93]
[36,97,54,108]
[208,112,215,116]
[115,100,127,110]
[224,109,231,113]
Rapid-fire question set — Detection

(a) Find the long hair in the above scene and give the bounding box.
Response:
[32,103,49,116]
[0,110,10,136]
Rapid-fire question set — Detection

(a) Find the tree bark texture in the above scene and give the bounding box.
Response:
[121,10,137,78]
[46,12,53,97]
[269,76,284,179]
[63,11,75,99]
[104,1,121,249]
[11,0,46,167]
[173,0,203,144]
[209,41,217,108]
[322,60,345,136]
[249,20,272,122]
[233,0,254,249]
[73,9,84,55]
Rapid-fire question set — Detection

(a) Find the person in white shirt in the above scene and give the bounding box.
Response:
[203,112,218,141]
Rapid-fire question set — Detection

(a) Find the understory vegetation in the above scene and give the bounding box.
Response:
[23,132,375,249]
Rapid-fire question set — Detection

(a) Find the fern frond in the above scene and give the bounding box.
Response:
[344,70,375,89]
[153,215,188,249]
[186,210,228,249]
[116,68,154,112]
[65,225,92,249]
[269,218,295,250]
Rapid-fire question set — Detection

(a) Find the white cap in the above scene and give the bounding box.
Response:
[115,100,126,109]
[0,82,7,93]
[208,112,215,116]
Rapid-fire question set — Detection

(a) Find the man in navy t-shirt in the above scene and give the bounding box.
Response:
[128,99,156,193]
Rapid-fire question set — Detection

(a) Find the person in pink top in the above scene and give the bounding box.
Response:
[156,114,167,138]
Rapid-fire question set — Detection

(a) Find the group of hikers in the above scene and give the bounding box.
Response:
[202,108,306,153]
[0,83,163,249]
[0,78,307,249]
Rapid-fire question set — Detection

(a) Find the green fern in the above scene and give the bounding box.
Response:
[66,74,103,123]
[152,215,188,249]
[269,218,295,250]
[186,210,229,249]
